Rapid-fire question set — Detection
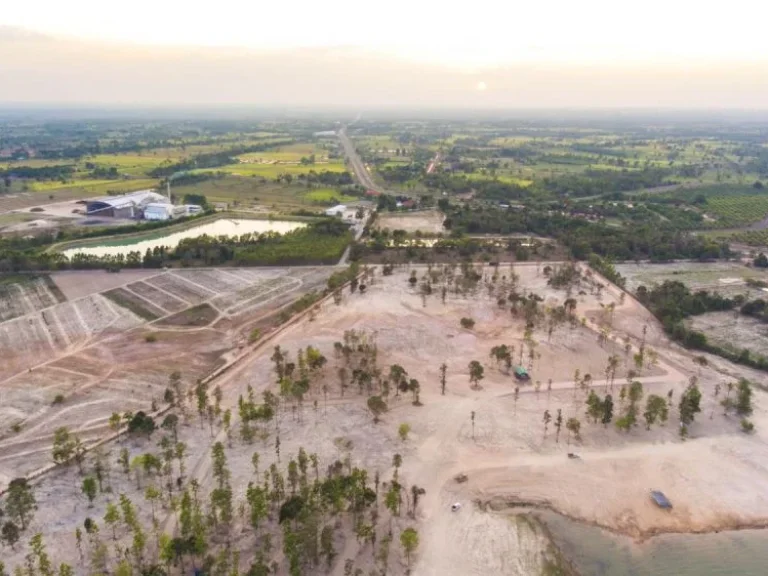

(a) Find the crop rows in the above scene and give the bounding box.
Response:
[128,281,188,313]
[145,274,212,304]
[706,195,768,228]
[0,277,61,323]
[714,229,768,248]
[211,276,297,315]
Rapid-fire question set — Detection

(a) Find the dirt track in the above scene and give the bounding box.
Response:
[3,263,768,573]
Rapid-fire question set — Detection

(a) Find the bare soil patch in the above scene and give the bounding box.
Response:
[156,303,219,327]
[51,269,161,300]
[376,209,445,234]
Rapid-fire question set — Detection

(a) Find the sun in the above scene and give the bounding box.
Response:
[476,81,488,92]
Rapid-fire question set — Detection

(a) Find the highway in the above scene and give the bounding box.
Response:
[336,125,375,266]
[337,125,381,192]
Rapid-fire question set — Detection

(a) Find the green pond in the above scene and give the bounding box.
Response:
[537,511,768,576]
[62,219,306,258]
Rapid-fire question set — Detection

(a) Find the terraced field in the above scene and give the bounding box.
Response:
[0,266,335,478]
[0,276,64,322]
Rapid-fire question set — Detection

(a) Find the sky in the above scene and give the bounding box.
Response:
[2,0,768,108]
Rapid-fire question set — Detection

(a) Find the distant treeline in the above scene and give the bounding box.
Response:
[0,164,76,181]
[637,280,768,372]
[147,140,295,177]
[442,203,730,262]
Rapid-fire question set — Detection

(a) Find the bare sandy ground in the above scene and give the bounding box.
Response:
[375,210,445,234]
[51,269,162,300]
[4,263,768,574]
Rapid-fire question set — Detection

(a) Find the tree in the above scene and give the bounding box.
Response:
[439,362,447,395]
[109,412,122,440]
[82,477,98,507]
[5,478,36,530]
[0,522,20,549]
[161,414,179,443]
[460,317,475,329]
[52,427,76,465]
[643,395,668,430]
[566,418,581,444]
[104,502,120,540]
[400,527,419,567]
[554,409,563,443]
[586,391,603,424]
[127,411,156,438]
[679,382,703,437]
[542,410,551,437]
[398,423,411,442]
[367,396,388,423]
[736,379,754,416]
[468,361,484,390]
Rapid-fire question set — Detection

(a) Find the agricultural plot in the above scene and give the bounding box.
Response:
[0,293,143,378]
[704,195,768,228]
[615,261,768,296]
[0,276,64,322]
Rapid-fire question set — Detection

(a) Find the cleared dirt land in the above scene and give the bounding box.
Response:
[3,263,768,574]
[0,267,333,485]
[375,209,445,234]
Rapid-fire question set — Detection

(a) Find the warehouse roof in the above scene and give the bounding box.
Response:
[86,190,165,209]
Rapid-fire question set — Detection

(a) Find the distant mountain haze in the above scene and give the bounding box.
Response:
[2,27,768,108]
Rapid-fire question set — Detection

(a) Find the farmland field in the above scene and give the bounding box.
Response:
[705,195,768,228]
[0,266,334,472]
[615,261,768,296]
[0,275,65,322]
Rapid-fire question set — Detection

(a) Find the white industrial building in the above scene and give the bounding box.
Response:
[84,190,167,219]
[325,204,346,217]
[143,203,175,221]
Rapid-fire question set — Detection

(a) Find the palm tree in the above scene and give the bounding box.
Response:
[554,409,563,443]
[542,410,551,438]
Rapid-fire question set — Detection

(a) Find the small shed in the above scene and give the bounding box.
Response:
[650,490,672,509]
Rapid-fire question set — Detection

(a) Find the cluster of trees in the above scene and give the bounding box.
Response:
[0,164,76,182]
[1,356,426,575]
[636,281,768,372]
[441,203,730,262]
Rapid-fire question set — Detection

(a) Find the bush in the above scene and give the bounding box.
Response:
[145,334,157,343]
[741,418,755,434]
[52,394,65,405]
[460,317,475,329]
[248,328,261,344]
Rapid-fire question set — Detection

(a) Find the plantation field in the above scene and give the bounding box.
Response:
[705,195,768,228]
[302,187,357,203]
[708,229,768,248]
[236,142,329,162]
[211,160,347,178]
[615,261,768,296]
[169,174,351,210]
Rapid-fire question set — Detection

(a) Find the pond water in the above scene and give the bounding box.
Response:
[62,219,306,258]
[537,510,768,576]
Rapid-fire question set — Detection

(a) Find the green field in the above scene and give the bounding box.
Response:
[302,188,357,203]
[705,195,768,227]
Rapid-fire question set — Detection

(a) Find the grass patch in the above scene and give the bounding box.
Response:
[103,288,161,321]
[303,188,357,204]
[156,303,218,327]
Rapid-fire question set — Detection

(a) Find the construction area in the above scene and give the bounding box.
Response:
[1,263,767,574]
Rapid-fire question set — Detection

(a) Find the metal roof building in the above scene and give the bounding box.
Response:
[85,190,167,218]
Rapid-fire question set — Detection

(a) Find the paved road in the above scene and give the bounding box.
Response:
[338,126,381,192]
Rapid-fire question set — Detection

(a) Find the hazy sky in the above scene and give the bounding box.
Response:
[3,1,768,108]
